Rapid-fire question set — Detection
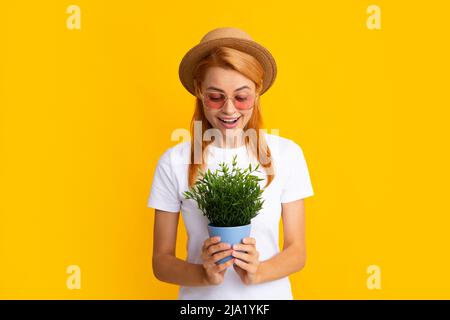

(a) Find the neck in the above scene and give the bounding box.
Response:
[215,132,245,148]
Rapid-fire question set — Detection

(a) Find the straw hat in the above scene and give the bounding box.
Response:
[178,27,277,96]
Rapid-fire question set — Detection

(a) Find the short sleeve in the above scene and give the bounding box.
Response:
[280,140,315,203]
[147,150,181,213]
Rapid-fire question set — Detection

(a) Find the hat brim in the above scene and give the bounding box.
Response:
[179,38,277,96]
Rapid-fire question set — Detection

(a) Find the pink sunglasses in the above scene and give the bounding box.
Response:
[200,91,256,110]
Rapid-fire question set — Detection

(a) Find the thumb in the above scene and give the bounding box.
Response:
[233,263,244,277]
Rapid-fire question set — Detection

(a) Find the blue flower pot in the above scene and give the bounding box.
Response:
[207,223,252,265]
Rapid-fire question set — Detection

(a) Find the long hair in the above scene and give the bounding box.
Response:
[188,46,275,189]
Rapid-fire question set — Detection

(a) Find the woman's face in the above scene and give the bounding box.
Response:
[201,67,256,144]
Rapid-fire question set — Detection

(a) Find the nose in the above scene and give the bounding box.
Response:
[222,97,237,114]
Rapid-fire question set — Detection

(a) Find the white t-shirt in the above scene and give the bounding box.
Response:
[147,132,314,300]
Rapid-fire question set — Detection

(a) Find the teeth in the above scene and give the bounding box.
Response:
[220,117,239,123]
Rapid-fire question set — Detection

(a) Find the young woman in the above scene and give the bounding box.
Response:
[148,27,314,300]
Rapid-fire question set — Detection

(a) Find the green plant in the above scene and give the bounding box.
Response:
[183,154,265,227]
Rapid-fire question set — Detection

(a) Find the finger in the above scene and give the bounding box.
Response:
[243,237,256,245]
[205,249,232,268]
[212,249,233,263]
[203,236,221,251]
[233,258,256,273]
[232,243,256,255]
[233,263,245,278]
[215,258,235,272]
[208,242,231,256]
[231,250,255,263]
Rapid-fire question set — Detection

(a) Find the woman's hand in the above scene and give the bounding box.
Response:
[201,236,235,285]
[232,237,261,285]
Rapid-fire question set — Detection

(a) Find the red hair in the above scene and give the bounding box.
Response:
[188,46,275,189]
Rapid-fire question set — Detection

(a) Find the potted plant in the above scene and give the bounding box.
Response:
[183,154,265,264]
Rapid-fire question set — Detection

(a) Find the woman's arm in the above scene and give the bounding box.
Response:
[152,209,208,286]
[256,199,307,284]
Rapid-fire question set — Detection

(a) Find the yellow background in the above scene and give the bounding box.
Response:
[1,1,449,299]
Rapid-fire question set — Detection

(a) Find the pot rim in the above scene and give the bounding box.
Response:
[207,223,251,228]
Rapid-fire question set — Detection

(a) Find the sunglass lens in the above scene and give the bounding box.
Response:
[235,95,254,109]
[206,93,225,109]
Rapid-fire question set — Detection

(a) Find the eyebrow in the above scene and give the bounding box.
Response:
[206,85,251,92]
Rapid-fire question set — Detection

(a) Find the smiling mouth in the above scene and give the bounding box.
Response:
[218,116,241,124]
